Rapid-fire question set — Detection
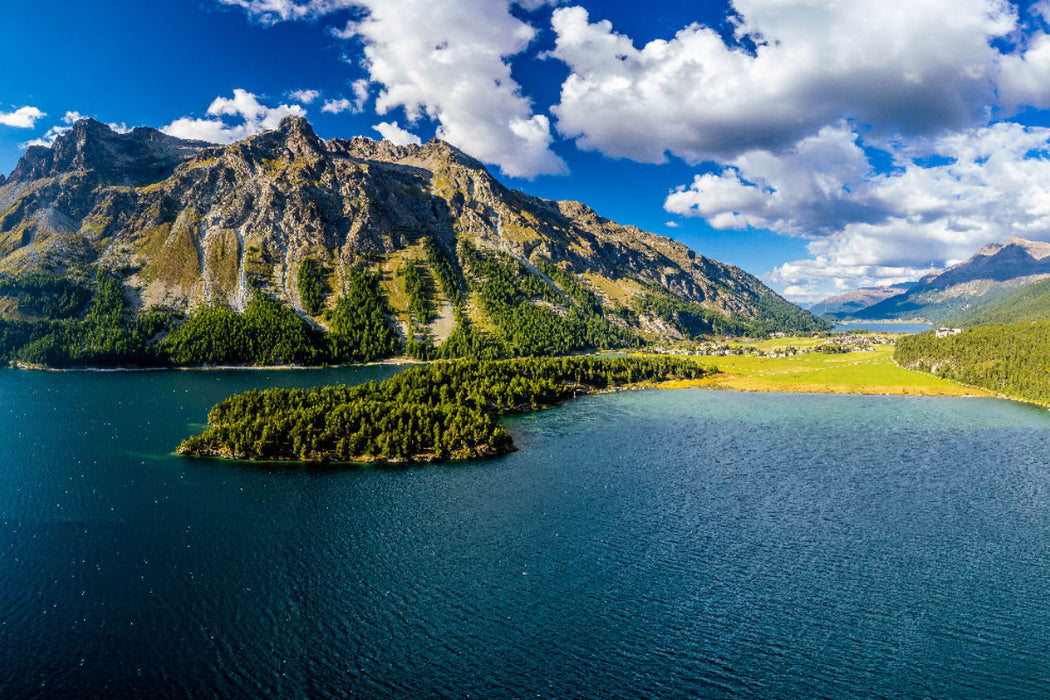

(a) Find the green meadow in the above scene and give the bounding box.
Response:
[653,340,991,397]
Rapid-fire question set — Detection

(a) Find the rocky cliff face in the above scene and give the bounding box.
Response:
[0,116,821,340]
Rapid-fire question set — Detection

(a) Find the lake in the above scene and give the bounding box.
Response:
[3,367,1050,697]
[833,321,932,334]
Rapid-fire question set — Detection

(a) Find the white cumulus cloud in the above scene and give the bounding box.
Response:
[351,79,370,111]
[670,123,1050,301]
[336,0,567,178]
[0,106,46,129]
[217,0,358,24]
[344,0,565,178]
[321,98,353,114]
[319,81,370,115]
[161,89,306,143]
[666,124,879,235]
[219,0,565,178]
[289,88,321,104]
[549,1,1023,163]
[373,120,422,146]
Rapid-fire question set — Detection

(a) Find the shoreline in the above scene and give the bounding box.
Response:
[11,357,424,373]
[832,319,930,324]
[11,352,1039,411]
[889,360,1050,410]
[660,373,994,399]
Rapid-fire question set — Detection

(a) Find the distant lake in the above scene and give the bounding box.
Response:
[3,367,1050,697]
[834,321,932,334]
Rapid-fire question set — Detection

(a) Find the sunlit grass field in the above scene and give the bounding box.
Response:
[653,340,992,397]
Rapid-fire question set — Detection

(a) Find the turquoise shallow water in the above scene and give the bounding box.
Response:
[2,367,1050,697]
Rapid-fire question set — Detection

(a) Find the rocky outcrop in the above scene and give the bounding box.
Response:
[8,119,210,186]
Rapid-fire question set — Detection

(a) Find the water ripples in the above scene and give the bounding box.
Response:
[4,372,1050,696]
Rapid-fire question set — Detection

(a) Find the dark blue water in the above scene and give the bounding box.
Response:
[3,368,1050,698]
[834,321,932,334]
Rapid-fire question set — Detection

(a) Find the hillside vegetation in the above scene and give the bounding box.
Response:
[895,322,1050,404]
[0,250,644,367]
[948,276,1050,326]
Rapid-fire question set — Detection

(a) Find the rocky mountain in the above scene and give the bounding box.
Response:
[947,274,1050,326]
[0,116,824,353]
[853,237,1050,323]
[809,283,914,319]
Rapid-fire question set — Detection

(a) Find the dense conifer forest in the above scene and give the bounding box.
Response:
[296,258,330,317]
[0,271,178,367]
[895,322,1050,403]
[0,241,820,369]
[0,267,409,367]
[459,242,642,356]
[178,355,713,464]
[0,253,648,367]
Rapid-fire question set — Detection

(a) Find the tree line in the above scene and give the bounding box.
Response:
[0,267,402,368]
[178,355,715,464]
[895,322,1050,403]
[0,236,812,369]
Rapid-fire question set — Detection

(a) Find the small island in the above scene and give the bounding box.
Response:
[178,356,714,465]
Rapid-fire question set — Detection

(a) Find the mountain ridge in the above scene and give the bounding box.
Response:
[810,283,914,318]
[0,116,825,365]
[848,236,1050,322]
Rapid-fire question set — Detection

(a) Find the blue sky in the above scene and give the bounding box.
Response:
[5,0,1050,302]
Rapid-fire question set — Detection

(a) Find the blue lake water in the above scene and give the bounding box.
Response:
[3,367,1050,697]
[834,321,932,334]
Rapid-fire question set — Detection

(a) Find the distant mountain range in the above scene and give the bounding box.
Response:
[808,283,914,318]
[812,237,1050,324]
[0,116,824,363]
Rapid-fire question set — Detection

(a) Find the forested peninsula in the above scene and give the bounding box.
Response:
[177,356,713,464]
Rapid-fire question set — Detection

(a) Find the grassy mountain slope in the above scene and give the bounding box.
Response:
[947,275,1050,326]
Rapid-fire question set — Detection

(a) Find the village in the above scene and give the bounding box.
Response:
[651,331,897,359]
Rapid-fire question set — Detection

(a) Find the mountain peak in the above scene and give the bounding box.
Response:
[419,138,486,171]
[0,115,826,340]
[325,134,488,175]
[850,235,1050,322]
[1002,236,1050,259]
[6,118,207,185]
[70,117,113,135]
[975,241,1004,257]
[242,114,326,161]
[976,236,1050,260]
[277,114,315,139]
